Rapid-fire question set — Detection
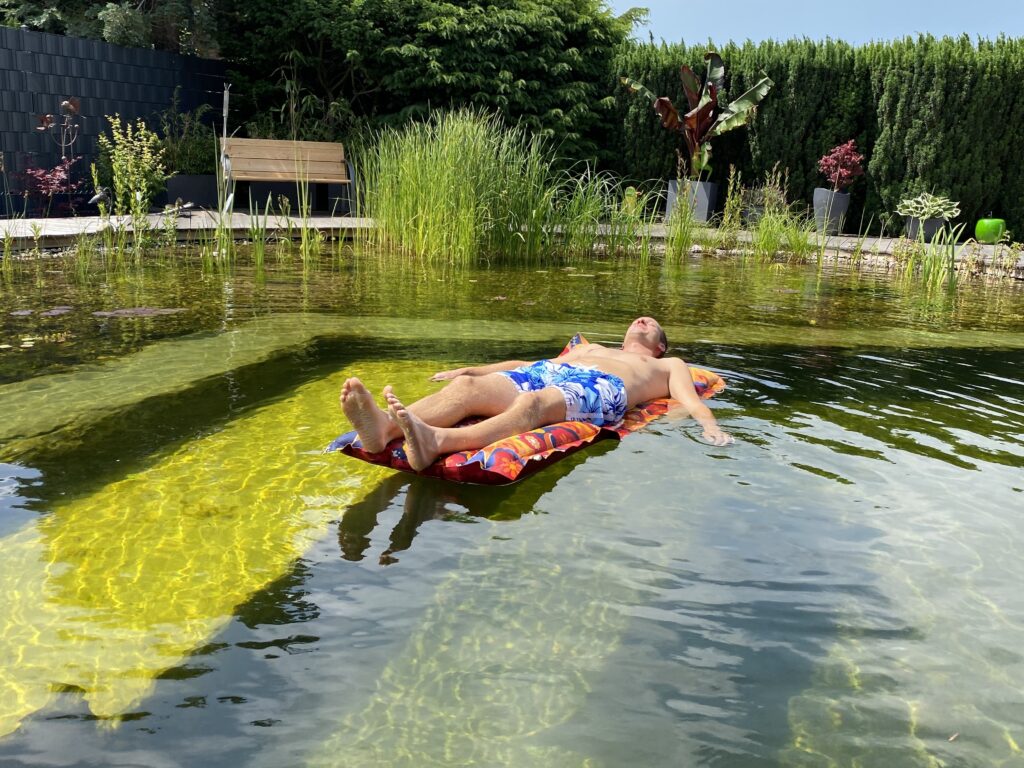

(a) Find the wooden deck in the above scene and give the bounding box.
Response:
[0,212,373,251]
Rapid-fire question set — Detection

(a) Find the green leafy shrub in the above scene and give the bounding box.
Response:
[97,2,151,48]
[159,96,217,176]
[96,115,167,214]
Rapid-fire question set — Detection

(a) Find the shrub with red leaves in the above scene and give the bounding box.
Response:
[817,140,864,191]
[17,157,85,215]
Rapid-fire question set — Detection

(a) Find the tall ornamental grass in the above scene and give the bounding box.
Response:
[363,109,659,265]
[363,110,553,264]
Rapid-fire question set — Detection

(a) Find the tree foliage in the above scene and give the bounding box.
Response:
[1,0,218,55]
[215,0,636,161]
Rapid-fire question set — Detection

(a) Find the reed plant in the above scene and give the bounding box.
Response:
[364,109,559,265]
[248,192,273,269]
[270,194,294,262]
[918,223,966,288]
[295,176,323,266]
[159,206,178,249]
[712,166,743,252]
[781,211,818,263]
[210,137,235,263]
[846,217,876,264]
[29,222,43,257]
[664,195,697,261]
[71,230,100,281]
[601,183,660,261]
[0,232,12,281]
[553,168,606,259]
[751,210,786,261]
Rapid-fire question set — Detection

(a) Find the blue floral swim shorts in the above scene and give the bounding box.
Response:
[497,360,628,426]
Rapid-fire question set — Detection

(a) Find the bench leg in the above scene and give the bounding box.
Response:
[235,181,251,210]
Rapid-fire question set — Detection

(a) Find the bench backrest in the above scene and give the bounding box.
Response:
[221,138,349,184]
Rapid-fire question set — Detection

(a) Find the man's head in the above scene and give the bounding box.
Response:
[623,316,668,358]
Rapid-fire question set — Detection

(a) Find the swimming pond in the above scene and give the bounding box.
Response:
[1,253,1023,766]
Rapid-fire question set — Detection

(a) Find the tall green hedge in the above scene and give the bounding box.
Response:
[610,36,1024,236]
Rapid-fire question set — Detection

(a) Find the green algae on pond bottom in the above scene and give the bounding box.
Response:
[0,362,449,737]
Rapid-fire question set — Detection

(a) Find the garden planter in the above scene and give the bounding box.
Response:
[812,188,849,235]
[975,218,1006,244]
[166,175,219,209]
[904,216,944,241]
[666,179,719,223]
[742,204,765,228]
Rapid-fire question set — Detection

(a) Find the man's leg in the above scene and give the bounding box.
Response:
[385,386,567,471]
[340,374,519,453]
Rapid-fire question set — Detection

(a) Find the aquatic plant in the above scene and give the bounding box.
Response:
[0,232,13,281]
[364,109,559,265]
[606,184,659,262]
[751,210,786,261]
[70,229,100,281]
[554,168,607,259]
[248,192,273,269]
[919,223,967,288]
[296,176,323,267]
[664,191,697,261]
[704,165,742,252]
[208,168,235,263]
[364,108,670,265]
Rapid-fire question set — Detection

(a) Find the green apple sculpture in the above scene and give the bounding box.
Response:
[975,217,1006,244]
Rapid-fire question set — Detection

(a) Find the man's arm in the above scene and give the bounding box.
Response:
[430,360,533,381]
[665,358,733,446]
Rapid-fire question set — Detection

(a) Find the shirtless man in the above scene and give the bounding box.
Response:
[340,316,732,471]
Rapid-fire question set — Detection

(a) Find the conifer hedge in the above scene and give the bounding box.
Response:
[609,36,1024,236]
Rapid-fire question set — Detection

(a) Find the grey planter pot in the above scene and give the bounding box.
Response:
[904,216,944,241]
[742,204,765,228]
[666,179,719,223]
[166,175,219,209]
[813,187,850,235]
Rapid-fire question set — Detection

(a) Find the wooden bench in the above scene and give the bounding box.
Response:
[221,138,352,212]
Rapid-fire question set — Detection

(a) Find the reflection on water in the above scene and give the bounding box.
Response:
[0,253,1022,766]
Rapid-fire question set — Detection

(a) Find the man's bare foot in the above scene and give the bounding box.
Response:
[385,389,441,471]
[340,377,393,453]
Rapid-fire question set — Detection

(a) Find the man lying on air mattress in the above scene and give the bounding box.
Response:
[328,317,733,485]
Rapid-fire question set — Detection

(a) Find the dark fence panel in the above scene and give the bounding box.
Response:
[0,26,224,214]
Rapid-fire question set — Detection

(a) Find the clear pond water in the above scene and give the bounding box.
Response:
[0,252,1023,767]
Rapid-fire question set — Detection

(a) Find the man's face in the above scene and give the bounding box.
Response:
[626,316,665,355]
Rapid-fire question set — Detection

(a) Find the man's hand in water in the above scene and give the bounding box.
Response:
[430,367,472,381]
[702,426,734,446]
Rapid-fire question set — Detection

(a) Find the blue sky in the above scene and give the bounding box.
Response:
[607,0,1024,45]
